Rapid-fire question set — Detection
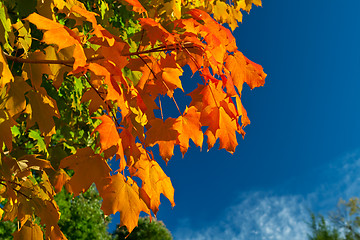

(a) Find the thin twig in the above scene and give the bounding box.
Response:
[83,74,121,128]
[0,181,32,200]
[183,46,220,109]
[138,54,182,115]
[159,97,164,120]
[124,42,198,57]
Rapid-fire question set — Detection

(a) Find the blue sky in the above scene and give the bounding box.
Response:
[109,1,360,239]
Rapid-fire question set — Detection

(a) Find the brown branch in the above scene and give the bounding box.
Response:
[3,43,199,65]
[4,52,104,65]
[124,42,198,57]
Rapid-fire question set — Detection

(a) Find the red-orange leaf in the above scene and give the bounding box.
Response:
[100,41,129,70]
[70,5,115,47]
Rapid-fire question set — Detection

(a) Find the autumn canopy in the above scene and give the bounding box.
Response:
[0,0,266,238]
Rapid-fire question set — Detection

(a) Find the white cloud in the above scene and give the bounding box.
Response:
[174,150,360,240]
[174,193,309,240]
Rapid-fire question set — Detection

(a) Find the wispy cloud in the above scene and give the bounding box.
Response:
[174,150,360,240]
[174,193,309,240]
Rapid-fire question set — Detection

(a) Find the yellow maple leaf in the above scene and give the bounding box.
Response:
[0,50,13,88]
[13,220,43,240]
[5,76,31,117]
[0,109,16,151]
[162,0,181,19]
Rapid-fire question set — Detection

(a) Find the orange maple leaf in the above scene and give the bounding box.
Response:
[225,50,266,91]
[130,156,175,215]
[145,118,179,162]
[25,13,86,70]
[173,106,203,155]
[87,62,123,102]
[93,114,126,171]
[48,169,71,193]
[93,114,120,151]
[159,54,184,97]
[100,173,150,232]
[140,18,175,45]
[59,147,111,196]
[121,0,147,15]
[189,81,227,111]
[25,88,60,144]
[81,87,107,115]
[201,106,238,153]
[70,5,115,47]
[5,77,32,117]
[12,220,44,240]
[100,41,129,70]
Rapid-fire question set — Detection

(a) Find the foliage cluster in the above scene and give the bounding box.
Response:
[0,0,266,238]
[0,186,172,240]
[0,186,112,240]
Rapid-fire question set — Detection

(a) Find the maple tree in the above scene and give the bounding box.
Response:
[0,0,266,239]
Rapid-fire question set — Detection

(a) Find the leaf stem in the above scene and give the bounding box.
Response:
[158,97,164,120]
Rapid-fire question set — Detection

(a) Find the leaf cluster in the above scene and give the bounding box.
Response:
[0,0,266,238]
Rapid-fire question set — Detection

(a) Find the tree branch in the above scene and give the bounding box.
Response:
[4,52,104,65]
[3,42,199,65]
